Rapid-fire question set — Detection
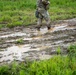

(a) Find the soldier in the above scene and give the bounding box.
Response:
[35,0,51,30]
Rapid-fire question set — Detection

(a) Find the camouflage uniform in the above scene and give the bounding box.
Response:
[36,0,50,30]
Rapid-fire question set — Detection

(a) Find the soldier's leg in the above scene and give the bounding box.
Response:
[37,18,42,31]
[43,10,51,29]
[44,11,51,30]
[46,17,51,30]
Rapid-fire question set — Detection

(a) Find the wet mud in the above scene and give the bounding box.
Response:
[0,18,76,65]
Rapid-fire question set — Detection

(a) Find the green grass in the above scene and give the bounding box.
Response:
[56,46,61,55]
[0,0,76,28]
[0,44,76,75]
[68,44,76,59]
[16,38,24,44]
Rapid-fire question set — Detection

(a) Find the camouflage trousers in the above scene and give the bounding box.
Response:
[37,7,50,28]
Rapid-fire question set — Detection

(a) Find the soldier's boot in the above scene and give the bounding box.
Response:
[47,24,51,30]
[35,25,41,31]
[47,26,50,30]
[37,26,41,31]
[46,18,51,30]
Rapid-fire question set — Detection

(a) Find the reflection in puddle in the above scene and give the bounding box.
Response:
[33,27,48,35]
[0,44,51,63]
[6,36,42,43]
[0,32,26,39]
[54,40,63,44]
[0,44,40,63]
[40,27,48,34]
[47,23,76,33]
[53,25,68,31]
[40,46,51,50]
[37,24,69,33]
[32,36,42,40]
[67,26,76,29]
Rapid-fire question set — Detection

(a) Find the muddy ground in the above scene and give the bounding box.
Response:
[0,18,76,65]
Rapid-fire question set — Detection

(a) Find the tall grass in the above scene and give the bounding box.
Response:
[0,0,76,10]
[0,0,76,28]
[0,44,76,75]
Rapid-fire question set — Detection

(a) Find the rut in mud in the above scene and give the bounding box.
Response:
[0,18,76,64]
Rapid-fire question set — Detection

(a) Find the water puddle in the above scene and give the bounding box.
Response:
[0,43,51,63]
[67,26,76,29]
[48,23,76,33]
[0,32,26,39]
[52,24,68,32]
[40,46,51,50]
[0,44,40,63]
[0,18,76,64]
[40,27,48,34]
[5,36,43,43]
[54,40,63,44]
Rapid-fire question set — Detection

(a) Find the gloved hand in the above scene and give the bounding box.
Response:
[42,0,50,5]
[42,0,50,10]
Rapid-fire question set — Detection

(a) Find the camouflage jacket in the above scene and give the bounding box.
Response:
[37,0,50,10]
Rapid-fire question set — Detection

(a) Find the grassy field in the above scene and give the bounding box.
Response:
[0,0,76,28]
[0,44,76,75]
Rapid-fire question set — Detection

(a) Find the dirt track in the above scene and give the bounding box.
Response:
[0,18,76,64]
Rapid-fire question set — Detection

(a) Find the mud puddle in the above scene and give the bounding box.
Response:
[0,18,76,64]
